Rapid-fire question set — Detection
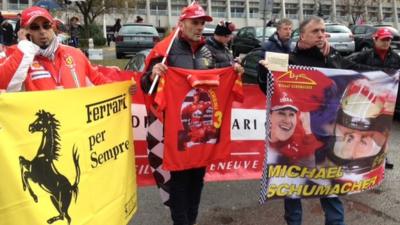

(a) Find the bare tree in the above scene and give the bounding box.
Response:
[339,0,379,24]
[60,0,135,37]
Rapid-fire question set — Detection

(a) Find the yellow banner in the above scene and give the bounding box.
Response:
[0,82,137,225]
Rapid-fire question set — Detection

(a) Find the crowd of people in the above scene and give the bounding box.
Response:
[0,3,398,225]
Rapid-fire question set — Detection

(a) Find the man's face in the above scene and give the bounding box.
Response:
[277,24,292,42]
[28,17,55,48]
[270,109,297,142]
[374,37,392,51]
[71,18,79,26]
[333,124,382,160]
[216,34,233,46]
[300,20,326,49]
[179,18,206,42]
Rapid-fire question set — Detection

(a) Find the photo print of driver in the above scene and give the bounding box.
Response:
[268,91,323,167]
[327,79,394,182]
[178,88,219,151]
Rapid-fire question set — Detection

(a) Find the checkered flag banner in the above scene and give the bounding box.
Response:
[259,69,274,204]
[147,111,171,207]
[288,64,316,71]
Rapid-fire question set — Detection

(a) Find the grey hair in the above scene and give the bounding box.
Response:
[299,16,324,34]
[276,18,293,30]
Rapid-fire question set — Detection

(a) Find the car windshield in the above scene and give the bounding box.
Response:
[326,25,351,33]
[120,25,158,35]
[256,27,277,38]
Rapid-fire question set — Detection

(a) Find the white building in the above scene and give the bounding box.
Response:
[2,0,400,29]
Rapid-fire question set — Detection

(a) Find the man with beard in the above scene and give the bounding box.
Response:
[0,6,113,92]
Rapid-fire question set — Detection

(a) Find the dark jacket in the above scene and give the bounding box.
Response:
[69,24,82,38]
[205,36,233,68]
[346,48,400,70]
[1,22,14,46]
[14,19,20,36]
[141,36,214,93]
[290,46,359,68]
[261,33,292,54]
[113,22,121,33]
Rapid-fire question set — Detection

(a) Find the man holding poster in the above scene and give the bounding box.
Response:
[258,16,348,225]
[141,3,243,225]
[259,15,399,225]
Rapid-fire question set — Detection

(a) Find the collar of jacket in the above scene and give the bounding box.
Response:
[294,45,324,58]
[270,32,291,49]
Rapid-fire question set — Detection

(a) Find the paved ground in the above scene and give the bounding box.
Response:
[102,42,116,60]
[128,121,400,225]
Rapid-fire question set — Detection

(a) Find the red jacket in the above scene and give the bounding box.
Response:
[0,41,111,91]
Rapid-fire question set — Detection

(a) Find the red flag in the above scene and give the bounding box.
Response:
[139,29,178,119]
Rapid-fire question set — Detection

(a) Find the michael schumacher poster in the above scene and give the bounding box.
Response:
[260,66,399,202]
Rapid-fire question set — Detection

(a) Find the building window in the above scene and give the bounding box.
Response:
[8,0,29,10]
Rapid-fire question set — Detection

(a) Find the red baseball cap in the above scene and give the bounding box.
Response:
[179,3,212,22]
[21,6,54,28]
[374,28,393,40]
[271,92,298,112]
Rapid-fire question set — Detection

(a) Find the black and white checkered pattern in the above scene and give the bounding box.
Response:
[147,111,171,207]
[289,64,316,71]
[259,70,274,204]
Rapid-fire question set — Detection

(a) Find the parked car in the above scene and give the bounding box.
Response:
[291,23,355,54]
[232,26,276,57]
[351,24,400,52]
[124,49,150,72]
[203,24,216,38]
[115,23,160,59]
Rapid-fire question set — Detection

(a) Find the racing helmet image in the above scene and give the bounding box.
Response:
[328,80,391,174]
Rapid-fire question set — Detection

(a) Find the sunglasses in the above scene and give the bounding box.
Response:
[29,23,53,31]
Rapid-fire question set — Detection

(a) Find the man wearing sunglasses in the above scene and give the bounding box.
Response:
[0,6,113,92]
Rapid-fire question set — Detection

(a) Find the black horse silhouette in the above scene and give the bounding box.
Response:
[19,110,80,224]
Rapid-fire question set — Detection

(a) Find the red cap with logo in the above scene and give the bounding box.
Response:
[21,6,54,28]
[179,3,212,22]
[373,28,393,40]
[271,91,299,112]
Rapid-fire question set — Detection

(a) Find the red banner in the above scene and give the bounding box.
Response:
[98,66,266,186]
